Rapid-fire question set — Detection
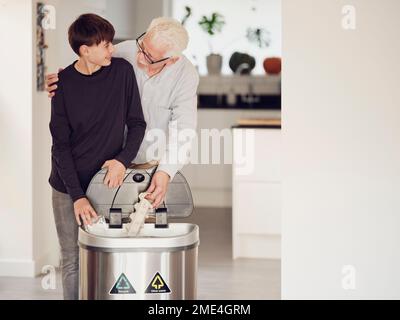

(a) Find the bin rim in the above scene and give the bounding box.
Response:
[78,223,199,250]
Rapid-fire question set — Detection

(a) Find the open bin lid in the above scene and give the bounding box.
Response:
[86,163,194,221]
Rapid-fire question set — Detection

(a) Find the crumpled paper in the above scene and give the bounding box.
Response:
[127,192,153,236]
[84,215,108,234]
[84,192,153,237]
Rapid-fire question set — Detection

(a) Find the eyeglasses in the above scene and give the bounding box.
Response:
[135,32,170,65]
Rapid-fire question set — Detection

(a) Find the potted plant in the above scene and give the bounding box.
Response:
[198,12,225,75]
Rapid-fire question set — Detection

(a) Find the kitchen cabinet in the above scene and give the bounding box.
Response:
[232,126,281,259]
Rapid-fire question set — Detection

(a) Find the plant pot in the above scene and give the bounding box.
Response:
[206,54,223,75]
[263,57,281,75]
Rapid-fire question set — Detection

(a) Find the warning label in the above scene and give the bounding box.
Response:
[109,273,136,294]
[145,272,171,294]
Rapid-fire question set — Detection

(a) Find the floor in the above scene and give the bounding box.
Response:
[0,208,281,300]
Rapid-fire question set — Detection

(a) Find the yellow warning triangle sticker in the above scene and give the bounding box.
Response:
[145,272,171,294]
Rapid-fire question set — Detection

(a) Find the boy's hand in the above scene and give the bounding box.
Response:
[102,159,126,188]
[145,171,170,209]
[73,197,98,226]
[46,68,63,98]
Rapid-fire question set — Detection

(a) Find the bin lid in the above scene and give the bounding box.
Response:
[78,223,199,250]
[86,163,194,221]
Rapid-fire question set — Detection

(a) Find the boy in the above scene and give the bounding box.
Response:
[49,14,146,300]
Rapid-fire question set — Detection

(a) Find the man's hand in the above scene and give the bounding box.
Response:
[145,171,170,208]
[74,197,98,226]
[102,159,126,188]
[46,68,63,98]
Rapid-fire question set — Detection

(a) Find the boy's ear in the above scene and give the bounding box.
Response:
[79,45,89,57]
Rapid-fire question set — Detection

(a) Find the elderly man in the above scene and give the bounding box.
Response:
[46,17,199,209]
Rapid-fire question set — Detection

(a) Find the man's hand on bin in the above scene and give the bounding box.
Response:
[74,198,98,226]
[145,171,170,209]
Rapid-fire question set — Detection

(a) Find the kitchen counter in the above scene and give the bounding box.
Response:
[232,124,281,129]
[232,118,281,129]
[198,74,281,110]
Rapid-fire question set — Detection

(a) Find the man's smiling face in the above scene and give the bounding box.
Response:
[136,34,171,73]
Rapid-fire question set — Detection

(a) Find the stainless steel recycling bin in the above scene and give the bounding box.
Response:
[78,223,199,300]
[78,164,199,300]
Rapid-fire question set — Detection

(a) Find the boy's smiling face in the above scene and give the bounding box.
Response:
[81,40,114,66]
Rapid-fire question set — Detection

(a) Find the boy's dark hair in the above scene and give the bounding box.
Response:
[68,13,115,56]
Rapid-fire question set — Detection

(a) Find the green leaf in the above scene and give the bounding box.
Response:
[198,12,225,36]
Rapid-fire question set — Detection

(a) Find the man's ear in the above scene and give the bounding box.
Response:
[166,56,180,66]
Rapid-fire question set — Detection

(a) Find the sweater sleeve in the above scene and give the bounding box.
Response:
[115,64,147,168]
[157,65,199,181]
[49,81,86,202]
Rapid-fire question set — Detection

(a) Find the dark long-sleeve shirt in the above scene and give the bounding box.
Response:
[49,57,146,202]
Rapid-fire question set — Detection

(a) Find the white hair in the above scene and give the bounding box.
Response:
[146,17,189,57]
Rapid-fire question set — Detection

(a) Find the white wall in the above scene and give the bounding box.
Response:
[0,0,69,277]
[282,0,400,299]
[134,0,164,34]
[105,0,136,40]
[0,0,34,277]
[105,0,166,41]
